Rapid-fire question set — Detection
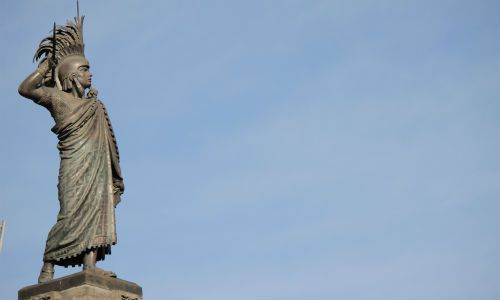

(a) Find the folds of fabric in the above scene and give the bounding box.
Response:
[42,97,123,267]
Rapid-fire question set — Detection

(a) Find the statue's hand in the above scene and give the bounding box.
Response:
[113,185,122,207]
[37,56,57,74]
[37,58,50,74]
[48,56,57,70]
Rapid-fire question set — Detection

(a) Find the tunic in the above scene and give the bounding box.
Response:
[35,88,124,267]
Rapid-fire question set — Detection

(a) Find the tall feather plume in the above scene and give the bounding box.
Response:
[33,16,85,66]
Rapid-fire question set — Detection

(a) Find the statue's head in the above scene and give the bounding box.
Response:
[34,16,93,96]
[57,55,92,92]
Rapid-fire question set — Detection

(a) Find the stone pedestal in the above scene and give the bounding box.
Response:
[18,271,142,300]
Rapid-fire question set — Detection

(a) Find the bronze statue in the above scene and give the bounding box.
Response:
[18,13,124,283]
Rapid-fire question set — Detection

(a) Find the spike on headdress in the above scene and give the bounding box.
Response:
[34,16,85,64]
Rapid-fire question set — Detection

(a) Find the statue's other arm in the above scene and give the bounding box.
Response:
[18,60,51,101]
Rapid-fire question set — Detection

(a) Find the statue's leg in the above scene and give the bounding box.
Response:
[38,261,54,283]
[82,249,97,269]
[82,248,117,278]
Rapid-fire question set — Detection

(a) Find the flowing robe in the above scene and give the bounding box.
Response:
[35,88,124,267]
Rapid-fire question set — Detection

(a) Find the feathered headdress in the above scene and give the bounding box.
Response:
[33,16,86,88]
[34,16,85,63]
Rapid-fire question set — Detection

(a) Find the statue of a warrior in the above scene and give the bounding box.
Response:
[18,15,124,283]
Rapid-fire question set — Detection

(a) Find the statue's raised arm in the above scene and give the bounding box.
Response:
[18,58,55,101]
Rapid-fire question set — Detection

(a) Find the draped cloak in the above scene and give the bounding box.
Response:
[35,88,124,267]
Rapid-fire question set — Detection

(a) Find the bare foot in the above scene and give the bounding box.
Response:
[84,266,117,278]
[38,270,54,283]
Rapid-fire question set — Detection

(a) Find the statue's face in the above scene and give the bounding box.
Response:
[76,63,92,89]
[58,55,92,90]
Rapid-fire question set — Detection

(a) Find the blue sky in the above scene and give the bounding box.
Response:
[0,0,499,299]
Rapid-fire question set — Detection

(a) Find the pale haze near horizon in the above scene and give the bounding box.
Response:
[0,1,499,299]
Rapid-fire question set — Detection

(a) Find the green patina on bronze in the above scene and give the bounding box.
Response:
[18,12,124,282]
[38,89,123,266]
